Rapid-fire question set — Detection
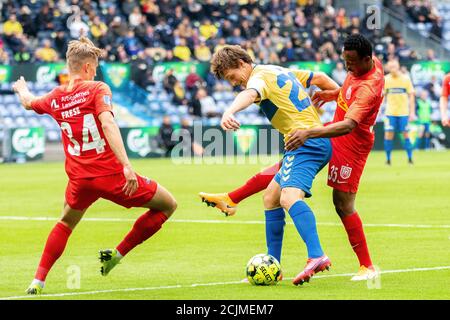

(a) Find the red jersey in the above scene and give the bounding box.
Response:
[332,56,385,153]
[441,73,450,98]
[31,79,123,180]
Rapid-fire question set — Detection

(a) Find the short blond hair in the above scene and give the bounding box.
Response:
[210,45,253,79]
[66,36,103,73]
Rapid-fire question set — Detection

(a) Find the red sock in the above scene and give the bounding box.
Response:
[116,210,168,257]
[35,222,72,282]
[341,212,373,268]
[228,162,281,203]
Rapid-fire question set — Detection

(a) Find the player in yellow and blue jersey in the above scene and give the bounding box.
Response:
[210,45,340,285]
[384,59,416,165]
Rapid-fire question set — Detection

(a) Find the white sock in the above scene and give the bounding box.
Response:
[31,279,45,288]
[115,249,123,259]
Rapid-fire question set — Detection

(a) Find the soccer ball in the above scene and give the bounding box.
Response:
[246,254,282,285]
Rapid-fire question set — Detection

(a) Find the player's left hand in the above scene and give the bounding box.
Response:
[221,111,240,131]
[12,76,28,93]
[285,129,309,151]
[122,165,139,196]
[409,113,416,122]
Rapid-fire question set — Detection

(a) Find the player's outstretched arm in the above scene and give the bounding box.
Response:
[98,111,138,196]
[310,72,340,91]
[12,76,37,110]
[285,118,357,151]
[221,89,259,131]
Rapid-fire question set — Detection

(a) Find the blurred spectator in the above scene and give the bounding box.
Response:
[69,15,90,39]
[164,50,181,62]
[18,6,35,37]
[163,69,177,93]
[123,30,141,57]
[199,18,218,40]
[280,41,297,63]
[122,0,138,17]
[0,46,10,64]
[36,4,55,32]
[129,6,143,28]
[395,38,412,62]
[332,62,347,86]
[185,66,204,95]
[91,16,108,44]
[178,117,204,157]
[35,39,59,62]
[194,40,212,62]
[197,87,220,118]
[157,115,176,157]
[172,80,188,106]
[424,75,442,101]
[3,14,23,37]
[173,38,192,62]
[54,31,68,56]
[141,0,160,25]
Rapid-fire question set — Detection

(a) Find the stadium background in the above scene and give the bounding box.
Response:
[0,0,450,302]
[0,0,449,162]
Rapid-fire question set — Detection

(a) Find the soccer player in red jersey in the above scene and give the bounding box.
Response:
[440,72,450,127]
[200,34,384,281]
[13,37,177,295]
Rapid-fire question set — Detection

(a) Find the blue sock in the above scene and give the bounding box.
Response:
[265,208,285,263]
[384,139,393,162]
[425,137,430,150]
[288,201,324,258]
[404,138,413,160]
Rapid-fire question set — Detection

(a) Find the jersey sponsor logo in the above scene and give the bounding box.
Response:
[346,86,352,100]
[103,95,112,106]
[51,99,60,110]
[61,90,90,109]
[386,88,407,94]
[337,92,349,112]
[340,165,352,179]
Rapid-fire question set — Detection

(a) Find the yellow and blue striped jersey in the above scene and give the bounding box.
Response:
[384,73,414,116]
[246,65,322,141]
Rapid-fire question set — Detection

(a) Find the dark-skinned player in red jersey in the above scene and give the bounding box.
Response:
[200,34,384,282]
[13,37,177,295]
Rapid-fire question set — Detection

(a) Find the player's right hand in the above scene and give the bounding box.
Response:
[122,165,139,196]
[311,89,339,107]
[442,117,449,127]
[221,111,240,131]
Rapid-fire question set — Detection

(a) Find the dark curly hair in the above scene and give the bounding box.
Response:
[343,34,373,58]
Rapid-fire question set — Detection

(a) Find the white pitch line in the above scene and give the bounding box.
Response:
[0,216,449,229]
[1,266,449,300]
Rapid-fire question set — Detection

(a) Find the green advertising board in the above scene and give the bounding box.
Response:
[35,63,66,84]
[2,127,46,162]
[0,65,12,83]
[287,61,336,75]
[152,62,209,83]
[407,61,450,85]
[100,62,130,90]
[120,126,162,158]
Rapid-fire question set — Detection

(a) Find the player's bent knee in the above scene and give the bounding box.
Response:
[263,192,280,209]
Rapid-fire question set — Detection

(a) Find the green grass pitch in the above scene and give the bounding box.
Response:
[0,150,449,300]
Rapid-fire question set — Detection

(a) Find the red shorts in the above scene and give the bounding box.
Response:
[65,172,158,211]
[327,147,370,193]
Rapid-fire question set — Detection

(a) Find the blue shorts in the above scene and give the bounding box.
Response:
[275,138,332,197]
[384,116,409,132]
